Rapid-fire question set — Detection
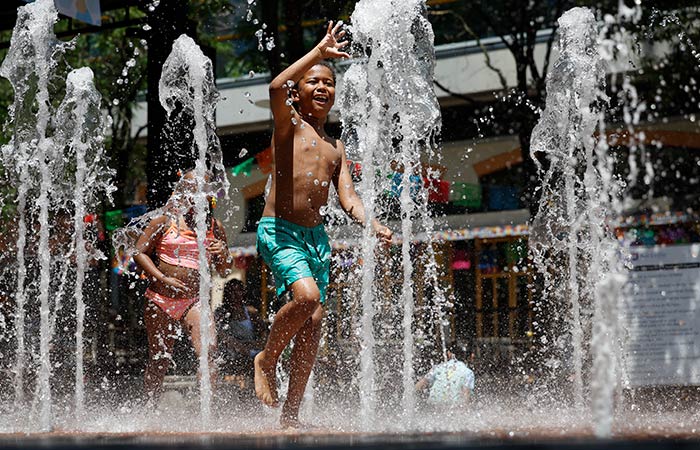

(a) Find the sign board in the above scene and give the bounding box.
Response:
[622,244,700,387]
[25,0,102,26]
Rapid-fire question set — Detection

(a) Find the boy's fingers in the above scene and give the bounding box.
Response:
[337,30,347,39]
[339,40,350,49]
[327,21,334,35]
[332,20,342,35]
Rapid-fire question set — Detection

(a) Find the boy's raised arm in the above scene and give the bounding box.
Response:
[268,21,349,135]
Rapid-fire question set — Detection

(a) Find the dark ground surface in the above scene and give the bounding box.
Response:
[0,431,699,450]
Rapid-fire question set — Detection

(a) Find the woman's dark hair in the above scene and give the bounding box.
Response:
[223,278,246,304]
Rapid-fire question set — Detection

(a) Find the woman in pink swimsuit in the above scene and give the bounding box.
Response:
[133,171,233,399]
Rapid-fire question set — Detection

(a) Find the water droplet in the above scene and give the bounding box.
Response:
[300,123,305,129]
[314,179,320,186]
[312,140,317,147]
[307,172,313,177]
[126,58,136,68]
[286,80,294,88]
[239,148,248,157]
[112,99,120,106]
[248,71,255,78]
[285,98,293,106]
[321,181,328,187]
[291,118,298,125]
[142,24,152,31]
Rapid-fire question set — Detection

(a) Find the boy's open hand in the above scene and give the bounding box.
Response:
[317,20,350,59]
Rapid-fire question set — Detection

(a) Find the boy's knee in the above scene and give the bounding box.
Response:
[295,295,321,313]
[292,283,321,310]
[294,293,321,317]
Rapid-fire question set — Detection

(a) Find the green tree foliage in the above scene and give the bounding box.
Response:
[635,2,700,121]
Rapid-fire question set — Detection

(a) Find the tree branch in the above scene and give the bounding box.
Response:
[133,123,148,142]
[433,79,477,105]
[431,9,509,90]
[470,5,519,57]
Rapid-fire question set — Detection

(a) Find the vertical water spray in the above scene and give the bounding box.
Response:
[529,7,627,434]
[340,0,442,426]
[159,34,228,425]
[589,2,643,436]
[0,0,70,430]
[54,67,115,419]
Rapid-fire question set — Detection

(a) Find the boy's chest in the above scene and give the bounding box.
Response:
[294,134,341,169]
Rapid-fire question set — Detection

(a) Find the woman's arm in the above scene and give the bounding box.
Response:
[133,216,187,290]
[209,219,234,276]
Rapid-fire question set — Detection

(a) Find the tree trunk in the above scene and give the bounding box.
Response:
[145,0,194,209]
[286,0,304,63]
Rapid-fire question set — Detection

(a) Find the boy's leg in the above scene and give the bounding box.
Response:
[280,303,323,428]
[254,277,320,407]
[144,303,177,399]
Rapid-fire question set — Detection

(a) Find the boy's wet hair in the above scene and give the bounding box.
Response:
[295,60,337,87]
[447,341,471,361]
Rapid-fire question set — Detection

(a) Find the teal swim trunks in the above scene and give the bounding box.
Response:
[256,216,331,303]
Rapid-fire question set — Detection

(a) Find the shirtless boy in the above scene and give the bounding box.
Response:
[254,21,392,428]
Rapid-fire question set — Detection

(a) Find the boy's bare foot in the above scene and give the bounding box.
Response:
[280,417,321,431]
[280,415,300,430]
[254,351,278,407]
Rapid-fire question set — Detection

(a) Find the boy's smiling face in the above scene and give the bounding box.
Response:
[292,64,336,120]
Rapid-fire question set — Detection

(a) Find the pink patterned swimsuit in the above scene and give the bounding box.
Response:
[146,220,216,320]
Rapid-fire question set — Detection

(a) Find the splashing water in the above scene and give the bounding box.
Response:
[340,0,444,428]
[55,67,115,419]
[0,1,63,426]
[0,0,114,431]
[113,34,227,427]
[528,7,628,437]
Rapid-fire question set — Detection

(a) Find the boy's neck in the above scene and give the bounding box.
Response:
[301,115,326,133]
